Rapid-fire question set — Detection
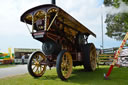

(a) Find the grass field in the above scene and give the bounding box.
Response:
[0,64,15,68]
[0,66,128,85]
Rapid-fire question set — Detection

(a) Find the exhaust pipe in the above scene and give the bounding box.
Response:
[51,0,56,5]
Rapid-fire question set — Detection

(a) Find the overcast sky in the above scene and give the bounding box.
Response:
[0,0,122,52]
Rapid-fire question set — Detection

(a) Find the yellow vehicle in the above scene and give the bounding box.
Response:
[20,0,96,80]
[0,48,14,64]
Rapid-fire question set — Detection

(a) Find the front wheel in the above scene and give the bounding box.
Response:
[56,50,73,80]
[27,51,47,77]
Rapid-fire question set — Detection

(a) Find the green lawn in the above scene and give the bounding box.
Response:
[0,66,128,85]
[0,64,15,68]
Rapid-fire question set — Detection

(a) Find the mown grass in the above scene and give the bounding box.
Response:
[0,64,15,68]
[0,66,128,85]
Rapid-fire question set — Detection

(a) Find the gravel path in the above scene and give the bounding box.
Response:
[0,65,28,78]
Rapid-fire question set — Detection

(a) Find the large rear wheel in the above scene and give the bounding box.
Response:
[56,50,73,80]
[83,43,97,71]
[28,51,47,77]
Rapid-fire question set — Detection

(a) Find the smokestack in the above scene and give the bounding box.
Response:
[52,0,56,5]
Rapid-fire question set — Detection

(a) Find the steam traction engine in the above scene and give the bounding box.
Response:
[20,3,97,80]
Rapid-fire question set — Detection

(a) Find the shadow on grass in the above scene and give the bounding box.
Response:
[68,66,128,85]
[33,66,128,85]
[40,75,58,80]
[68,66,107,84]
[38,66,109,81]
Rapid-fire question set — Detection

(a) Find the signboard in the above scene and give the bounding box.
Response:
[14,48,40,52]
[14,48,40,64]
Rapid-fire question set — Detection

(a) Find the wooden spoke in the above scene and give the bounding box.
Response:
[35,66,39,73]
[32,59,36,64]
[36,55,39,61]
[32,65,36,70]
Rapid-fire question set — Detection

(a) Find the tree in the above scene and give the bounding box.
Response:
[104,0,128,40]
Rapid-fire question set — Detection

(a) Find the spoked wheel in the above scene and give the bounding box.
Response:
[56,50,73,80]
[28,51,47,77]
[83,43,97,71]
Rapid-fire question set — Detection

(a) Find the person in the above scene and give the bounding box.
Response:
[21,54,25,64]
